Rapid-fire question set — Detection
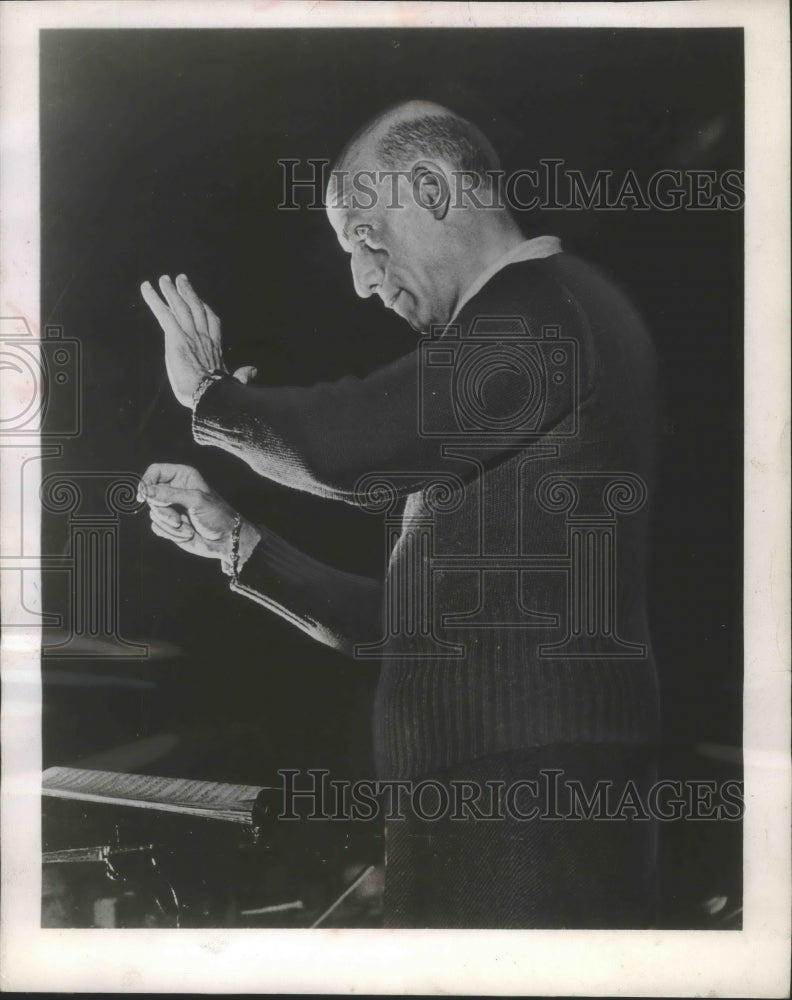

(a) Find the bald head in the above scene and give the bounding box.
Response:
[331,100,501,198]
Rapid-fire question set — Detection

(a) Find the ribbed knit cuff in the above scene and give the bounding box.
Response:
[234,524,325,594]
[228,524,329,637]
[192,375,247,451]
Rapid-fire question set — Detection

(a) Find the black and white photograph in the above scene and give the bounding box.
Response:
[0,1,789,995]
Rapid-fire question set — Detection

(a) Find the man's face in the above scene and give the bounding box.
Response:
[326,169,459,333]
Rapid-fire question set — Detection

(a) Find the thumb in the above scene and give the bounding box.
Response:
[233,365,258,384]
[145,484,205,509]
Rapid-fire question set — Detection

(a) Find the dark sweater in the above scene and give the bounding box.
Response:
[194,252,661,779]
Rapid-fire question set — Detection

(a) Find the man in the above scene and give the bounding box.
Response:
[139,101,660,928]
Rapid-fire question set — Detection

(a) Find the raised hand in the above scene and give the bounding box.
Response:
[139,274,257,407]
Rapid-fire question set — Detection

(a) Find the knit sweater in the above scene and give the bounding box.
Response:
[193,249,661,779]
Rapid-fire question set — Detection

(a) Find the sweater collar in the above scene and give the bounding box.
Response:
[450,235,563,323]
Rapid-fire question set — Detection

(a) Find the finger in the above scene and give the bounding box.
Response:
[158,274,194,332]
[139,464,183,499]
[175,274,209,336]
[139,464,209,501]
[150,518,195,543]
[140,281,182,336]
[233,365,258,384]
[204,302,222,351]
[145,484,205,509]
[148,503,183,529]
[151,521,192,547]
[150,508,195,540]
[141,462,182,489]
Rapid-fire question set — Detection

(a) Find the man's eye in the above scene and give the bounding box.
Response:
[354,224,372,241]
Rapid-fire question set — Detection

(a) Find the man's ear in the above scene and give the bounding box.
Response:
[411,160,451,220]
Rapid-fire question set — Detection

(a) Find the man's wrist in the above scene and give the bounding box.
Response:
[221,517,261,579]
[191,369,227,412]
[219,513,240,578]
[237,520,262,574]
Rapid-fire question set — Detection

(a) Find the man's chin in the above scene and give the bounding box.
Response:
[391,294,421,331]
[399,311,424,334]
[392,293,442,333]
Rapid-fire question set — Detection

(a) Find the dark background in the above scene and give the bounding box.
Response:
[40,29,743,819]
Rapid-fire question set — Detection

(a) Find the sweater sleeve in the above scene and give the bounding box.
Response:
[192,351,428,502]
[192,263,597,504]
[229,523,383,656]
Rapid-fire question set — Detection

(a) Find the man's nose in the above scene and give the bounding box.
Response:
[351,245,385,299]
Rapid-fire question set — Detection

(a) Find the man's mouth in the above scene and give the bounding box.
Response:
[385,290,402,309]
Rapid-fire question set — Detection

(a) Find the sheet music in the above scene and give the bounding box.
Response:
[42,767,266,824]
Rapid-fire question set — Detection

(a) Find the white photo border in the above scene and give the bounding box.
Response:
[1,1,789,995]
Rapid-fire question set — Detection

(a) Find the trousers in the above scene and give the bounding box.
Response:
[383,743,658,928]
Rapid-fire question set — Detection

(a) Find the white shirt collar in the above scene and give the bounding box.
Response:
[450,235,563,322]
